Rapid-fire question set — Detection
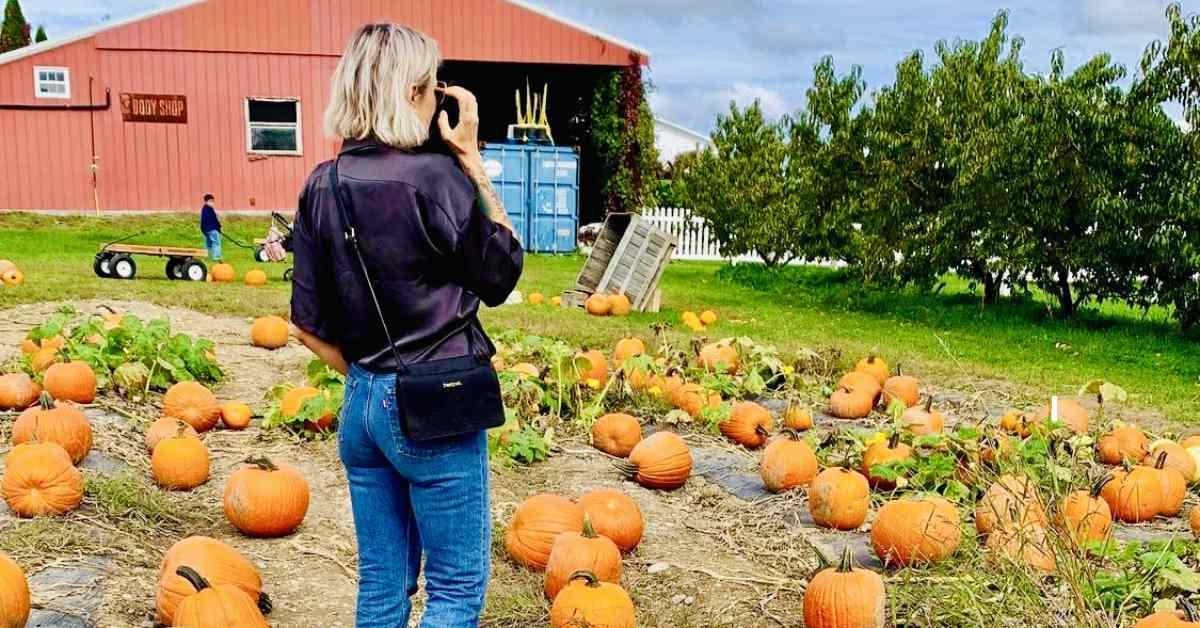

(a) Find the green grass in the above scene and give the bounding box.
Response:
[1,212,1197,423]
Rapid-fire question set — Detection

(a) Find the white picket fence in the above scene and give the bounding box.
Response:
[639,207,761,263]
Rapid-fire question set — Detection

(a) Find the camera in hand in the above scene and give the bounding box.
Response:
[423,94,460,156]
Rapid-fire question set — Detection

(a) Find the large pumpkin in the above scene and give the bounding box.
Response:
[720,401,772,449]
[1,442,84,517]
[0,373,39,410]
[1057,476,1113,546]
[698,342,739,374]
[281,386,334,431]
[210,263,236,282]
[171,566,269,628]
[881,368,919,408]
[250,316,289,349]
[1144,441,1197,485]
[616,431,693,490]
[0,551,30,628]
[223,457,310,538]
[1150,451,1188,517]
[803,546,886,628]
[853,355,890,385]
[871,497,962,566]
[42,361,97,404]
[974,474,1046,535]
[612,337,645,368]
[1098,426,1149,465]
[809,467,871,530]
[1033,397,1089,434]
[591,413,642,457]
[163,381,221,432]
[829,385,874,420]
[861,432,913,490]
[504,494,584,571]
[156,536,264,625]
[152,428,211,490]
[543,516,622,600]
[1100,466,1167,523]
[836,371,882,401]
[578,489,643,554]
[901,397,944,435]
[760,430,818,493]
[145,416,200,452]
[11,394,93,465]
[576,349,609,383]
[549,570,636,628]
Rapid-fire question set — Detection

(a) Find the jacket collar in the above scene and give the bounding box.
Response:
[339,137,387,155]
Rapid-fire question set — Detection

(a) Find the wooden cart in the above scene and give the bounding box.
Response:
[93,244,209,281]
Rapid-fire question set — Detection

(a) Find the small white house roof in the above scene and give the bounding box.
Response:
[654,117,711,145]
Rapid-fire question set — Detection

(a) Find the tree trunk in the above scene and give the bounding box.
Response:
[982,273,1002,306]
[1053,266,1075,318]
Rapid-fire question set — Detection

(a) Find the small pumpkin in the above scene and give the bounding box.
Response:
[681,311,701,326]
[700,310,718,325]
[829,385,874,419]
[672,383,719,419]
[505,494,584,571]
[609,293,632,316]
[576,349,608,383]
[527,292,545,305]
[783,403,813,431]
[1100,466,1165,523]
[998,408,1031,437]
[0,551,30,628]
[861,432,913,490]
[1057,475,1113,547]
[854,355,890,386]
[985,523,1057,575]
[171,566,268,628]
[1033,397,1089,434]
[881,367,919,408]
[210,263,236,282]
[615,431,692,490]
[591,413,642,457]
[30,346,59,373]
[42,361,96,404]
[11,393,93,465]
[871,497,962,566]
[1098,426,1149,465]
[510,362,540,380]
[544,515,622,600]
[0,373,39,410]
[221,402,253,430]
[1190,505,1200,540]
[145,416,200,452]
[1145,441,1197,485]
[550,295,563,307]
[720,401,772,449]
[243,269,268,286]
[156,536,265,625]
[281,386,334,431]
[760,429,818,493]
[809,467,871,530]
[250,315,289,349]
[612,337,645,368]
[1,441,84,517]
[698,342,739,374]
[223,457,310,538]
[901,397,944,435]
[152,424,211,490]
[163,381,221,432]
[549,570,636,628]
[585,294,612,316]
[974,474,1046,535]
[803,546,886,628]
[578,489,643,554]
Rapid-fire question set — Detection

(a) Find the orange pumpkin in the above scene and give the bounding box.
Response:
[612,337,645,368]
[861,432,913,490]
[156,536,264,625]
[760,430,819,493]
[974,474,1047,535]
[901,397,944,435]
[672,383,719,419]
[171,566,268,628]
[281,386,334,432]
[829,385,874,419]
[527,291,545,305]
[616,431,692,490]
[223,457,310,538]
[803,546,886,628]
[1182,436,1200,450]
[591,413,642,457]
[809,467,871,530]
[549,570,636,628]
[837,371,883,401]
[1057,476,1113,546]
[221,401,253,430]
[1098,426,1149,465]
[985,524,1057,574]
[578,489,643,554]
[1,441,83,517]
[576,349,608,383]
[854,355,890,385]
[510,362,540,380]
[1151,451,1188,517]
[0,373,39,410]
[250,315,289,349]
[720,401,772,449]
[504,494,584,571]
[881,367,919,408]
[783,403,814,431]
[1191,506,1200,540]
[543,515,622,600]
[1100,466,1165,523]
[145,416,200,452]
[1134,604,1200,628]
[12,393,93,465]
[29,346,59,373]
[0,551,30,628]
[585,294,612,316]
[698,342,739,374]
[1145,441,1197,485]
[1033,397,1089,434]
[871,497,962,566]
[243,269,268,286]
[152,426,211,490]
[608,293,632,316]
[700,310,718,326]
[163,381,221,432]
[210,262,236,282]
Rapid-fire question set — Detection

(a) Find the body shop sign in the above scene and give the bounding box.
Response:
[120,93,187,124]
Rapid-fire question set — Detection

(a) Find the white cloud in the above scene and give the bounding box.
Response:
[1071,0,1171,35]
[707,83,790,119]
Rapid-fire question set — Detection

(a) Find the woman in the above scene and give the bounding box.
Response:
[289,23,523,627]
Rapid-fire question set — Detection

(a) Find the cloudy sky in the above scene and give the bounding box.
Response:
[23,0,1198,133]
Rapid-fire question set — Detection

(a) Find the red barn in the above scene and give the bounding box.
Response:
[0,0,647,219]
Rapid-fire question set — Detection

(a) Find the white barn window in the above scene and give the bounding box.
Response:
[246,98,301,155]
[34,67,70,99]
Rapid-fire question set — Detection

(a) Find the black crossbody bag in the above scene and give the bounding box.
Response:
[328,157,505,442]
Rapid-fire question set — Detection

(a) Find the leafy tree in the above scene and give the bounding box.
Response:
[34,24,44,43]
[0,0,30,53]
[588,59,659,215]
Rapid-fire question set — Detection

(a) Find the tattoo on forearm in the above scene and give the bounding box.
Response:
[471,170,518,237]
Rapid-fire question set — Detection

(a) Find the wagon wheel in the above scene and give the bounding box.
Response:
[165,258,183,280]
[111,255,137,280]
[93,253,114,278]
[255,247,270,263]
[182,258,207,282]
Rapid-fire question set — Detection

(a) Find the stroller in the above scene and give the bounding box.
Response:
[254,212,295,281]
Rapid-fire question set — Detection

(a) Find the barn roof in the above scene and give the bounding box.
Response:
[0,0,649,67]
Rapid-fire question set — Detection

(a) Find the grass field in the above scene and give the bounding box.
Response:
[1,212,1197,423]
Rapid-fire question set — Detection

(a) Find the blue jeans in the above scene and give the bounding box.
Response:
[339,364,492,628]
[203,230,222,261]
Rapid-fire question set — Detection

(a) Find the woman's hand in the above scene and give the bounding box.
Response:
[437,86,482,166]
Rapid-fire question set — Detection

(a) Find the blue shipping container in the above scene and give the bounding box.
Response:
[480,144,579,254]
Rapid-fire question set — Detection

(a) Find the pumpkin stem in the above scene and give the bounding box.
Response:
[258,591,273,615]
[98,304,118,315]
[38,391,54,411]
[887,431,901,449]
[1181,598,1200,622]
[612,459,638,479]
[1090,473,1113,498]
[582,514,597,539]
[175,566,211,593]
[923,396,933,413]
[174,420,190,438]
[1155,450,1170,471]
[781,428,802,441]
[567,570,601,588]
[756,425,770,440]
[245,456,278,471]
[836,545,856,573]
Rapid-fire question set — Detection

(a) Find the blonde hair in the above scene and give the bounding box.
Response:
[324,23,442,149]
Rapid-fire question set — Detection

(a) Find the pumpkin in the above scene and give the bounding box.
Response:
[1098,426,1149,465]
[1,441,83,517]
[98,305,122,330]
[11,394,92,465]
[871,497,961,566]
[505,494,584,571]
[0,373,38,410]
[881,367,919,408]
[585,294,612,316]
[152,425,211,490]
[1151,451,1188,517]
[1100,466,1165,523]
[42,360,97,404]
[998,409,1031,437]
[1033,397,1089,434]
[861,432,913,490]
[783,403,814,431]
[980,432,1015,466]
[243,269,268,286]
[1191,506,1200,540]
[223,457,310,537]
[854,355,890,386]
[1145,441,1197,485]
[609,293,632,316]
[809,467,871,530]
[803,546,886,628]
[576,349,608,383]
[163,381,221,432]
[681,311,701,326]
[171,566,269,628]
[985,524,1057,575]
[527,292,545,305]
[1057,476,1113,546]
[591,413,642,457]
[829,385,874,419]
[698,342,739,374]
[720,401,772,449]
[1183,436,1200,450]
[684,318,706,333]
[543,515,622,600]
[156,536,264,625]
[221,402,253,430]
[280,386,334,431]
[653,373,685,400]
[145,416,200,452]
[549,570,636,628]
[613,337,645,368]
[672,383,719,419]
[250,315,289,349]
[578,489,643,554]
[901,397,944,435]
[510,362,540,380]
[615,431,692,490]
[551,295,563,307]
[30,346,59,373]
[974,475,1046,535]
[1134,605,1200,628]
[760,429,818,493]
[0,267,23,287]
[700,310,718,326]
[0,551,30,628]
[210,262,235,282]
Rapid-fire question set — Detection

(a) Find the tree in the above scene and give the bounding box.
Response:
[588,56,659,215]
[34,24,45,43]
[0,0,31,54]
